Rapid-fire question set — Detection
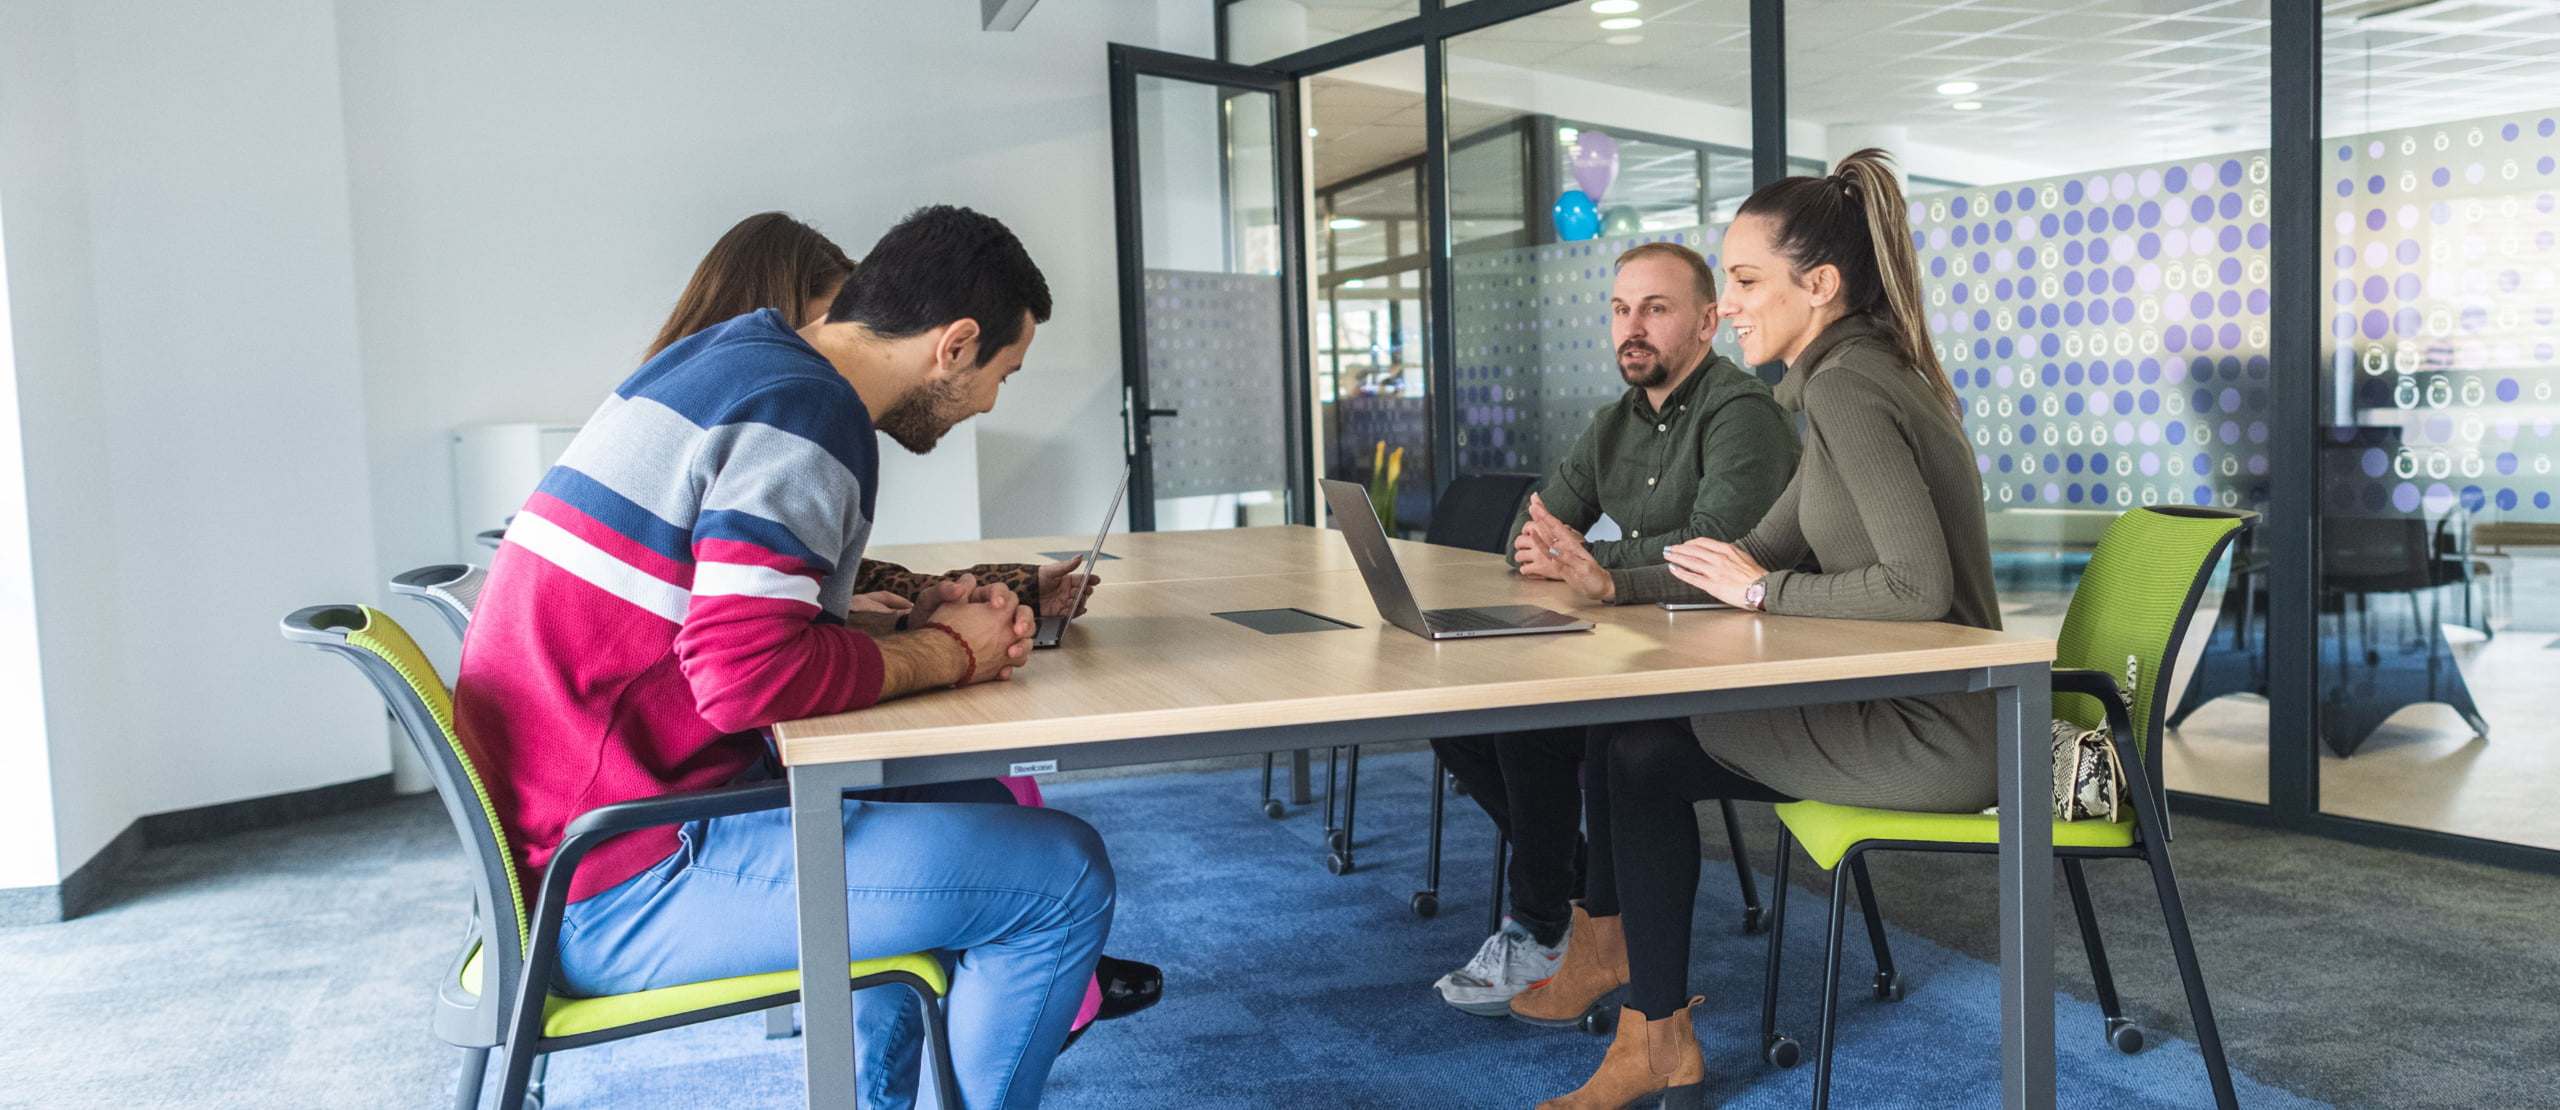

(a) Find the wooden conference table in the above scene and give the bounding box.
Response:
[776,526,2059,1109]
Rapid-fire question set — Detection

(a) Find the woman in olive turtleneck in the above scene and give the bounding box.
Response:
[1514,148,2001,1110]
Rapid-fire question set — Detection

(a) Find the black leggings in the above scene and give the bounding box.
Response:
[1583,717,1795,1018]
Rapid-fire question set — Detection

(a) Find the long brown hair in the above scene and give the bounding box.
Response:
[645,212,854,358]
[1734,148,1959,419]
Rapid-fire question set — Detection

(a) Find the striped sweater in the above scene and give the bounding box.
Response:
[454,309,887,902]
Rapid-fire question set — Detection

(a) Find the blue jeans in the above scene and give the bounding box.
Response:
[558,780,1114,1110]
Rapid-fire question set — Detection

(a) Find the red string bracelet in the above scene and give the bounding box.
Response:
[919,620,975,687]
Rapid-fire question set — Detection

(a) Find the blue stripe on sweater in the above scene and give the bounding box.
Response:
[533,467,695,566]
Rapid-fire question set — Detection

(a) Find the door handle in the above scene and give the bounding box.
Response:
[1146,407,1180,419]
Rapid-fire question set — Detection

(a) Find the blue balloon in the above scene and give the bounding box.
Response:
[1553,189,1601,241]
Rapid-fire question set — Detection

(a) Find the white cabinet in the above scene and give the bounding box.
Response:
[450,422,581,562]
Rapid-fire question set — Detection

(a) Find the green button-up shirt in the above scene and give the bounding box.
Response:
[1506,353,1800,603]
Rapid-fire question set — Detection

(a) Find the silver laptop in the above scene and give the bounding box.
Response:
[1318,479,1593,640]
[1032,464,1130,649]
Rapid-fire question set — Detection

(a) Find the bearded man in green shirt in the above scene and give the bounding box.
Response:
[1430,241,1798,1019]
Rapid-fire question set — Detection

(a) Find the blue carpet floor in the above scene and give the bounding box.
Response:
[531,753,2328,1109]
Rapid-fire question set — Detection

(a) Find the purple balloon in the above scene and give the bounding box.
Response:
[1572,131,1620,204]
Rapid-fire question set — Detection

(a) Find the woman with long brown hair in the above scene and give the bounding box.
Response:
[1514,149,1998,1110]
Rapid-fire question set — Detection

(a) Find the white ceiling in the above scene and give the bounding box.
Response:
[1286,0,2560,187]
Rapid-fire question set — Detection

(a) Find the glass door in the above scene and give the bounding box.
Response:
[1109,45,1311,532]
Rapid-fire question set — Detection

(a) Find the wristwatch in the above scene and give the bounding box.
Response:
[1742,580,1767,611]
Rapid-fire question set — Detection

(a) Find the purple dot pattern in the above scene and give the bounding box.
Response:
[2319,110,2560,523]
[1919,154,2273,511]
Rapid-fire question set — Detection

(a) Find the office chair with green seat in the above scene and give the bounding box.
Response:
[1755,505,2250,1110]
[280,603,957,1110]
[387,562,805,1044]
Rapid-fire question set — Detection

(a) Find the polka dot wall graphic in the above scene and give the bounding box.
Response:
[2323,107,2559,522]
[1921,152,2275,512]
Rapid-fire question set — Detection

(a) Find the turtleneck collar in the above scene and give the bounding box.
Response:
[1772,313,1884,412]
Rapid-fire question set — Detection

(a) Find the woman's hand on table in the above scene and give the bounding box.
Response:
[1662,538,1768,609]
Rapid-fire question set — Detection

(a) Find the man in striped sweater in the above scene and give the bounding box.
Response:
[455,205,1110,1110]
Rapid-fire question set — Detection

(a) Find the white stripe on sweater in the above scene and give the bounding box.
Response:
[692,561,823,607]
[508,509,691,624]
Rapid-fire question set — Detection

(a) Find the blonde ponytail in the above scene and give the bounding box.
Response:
[1831,149,1960,420]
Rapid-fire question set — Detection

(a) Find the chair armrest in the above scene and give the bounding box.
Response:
[557,781,790,849]
[511,780,793,1017]
[2052,667,2170,838]
[2050,668,2135,744]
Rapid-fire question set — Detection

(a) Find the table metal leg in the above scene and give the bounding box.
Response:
[1288,748,1312,805]
[1993,663,2056,1110]
[793,761,875,1110]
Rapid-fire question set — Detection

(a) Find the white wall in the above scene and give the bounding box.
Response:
[336,0,1206,592]
[0,0,390,884]
[0,0,1210,887]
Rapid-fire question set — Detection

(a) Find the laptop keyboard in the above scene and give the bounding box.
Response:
[1423,607,1515,632]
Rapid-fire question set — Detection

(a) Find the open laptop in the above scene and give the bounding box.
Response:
[1318,478,1593,640]
[1032,464,1131,649]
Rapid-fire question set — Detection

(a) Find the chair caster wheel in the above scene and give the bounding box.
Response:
[1325,852,1352,875]
[1742,906,1765,934]
[1447,773,1468,797]
[1872,970,1904,1002]
[1580,1006,1616,1036]
[2106,1017,2144,1055]
[1410,891,1439,918]
[1262,799,1284,819]
[1327,829,1349,853]
[1764,1035,1801,1069]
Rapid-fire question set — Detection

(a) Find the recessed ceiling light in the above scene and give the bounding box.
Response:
[1952,100,1983,111]
[1606,33,1644,45]
[1329,217,1366,230]
[1343,279,1367,289]
[1307,127,1319,137]
[1590,0,1641,13]
[1936,81,1979,96]
[1598,16,1643,30]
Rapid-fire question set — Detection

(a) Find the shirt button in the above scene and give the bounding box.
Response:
[1648,477,1657,486]
[1631,530,1641,538]
[1656,423,1666,432]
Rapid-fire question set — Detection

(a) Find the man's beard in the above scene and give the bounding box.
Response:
[875,375,971,454]
[1618,342,1675,389]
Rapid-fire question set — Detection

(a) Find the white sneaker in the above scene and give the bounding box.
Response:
[1433,917,1569,1016]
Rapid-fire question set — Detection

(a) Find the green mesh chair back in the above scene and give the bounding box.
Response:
[280,604,531,1040]
[2051,506,2253,810]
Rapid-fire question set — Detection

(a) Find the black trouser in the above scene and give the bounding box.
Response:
[1429,728,1588,947]
[1584,717,1796,1018]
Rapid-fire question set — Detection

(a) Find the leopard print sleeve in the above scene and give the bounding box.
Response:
[854,558,1044,610]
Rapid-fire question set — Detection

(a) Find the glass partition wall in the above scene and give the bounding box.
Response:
[2316,7,2560,851]
[1185,0,2560,872]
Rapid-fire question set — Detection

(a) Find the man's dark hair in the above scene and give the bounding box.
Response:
[827,205,1052,366]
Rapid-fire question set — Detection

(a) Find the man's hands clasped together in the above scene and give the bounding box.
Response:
[913,574,1035,687]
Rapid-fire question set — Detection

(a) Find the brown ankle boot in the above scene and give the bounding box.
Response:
[1532,996,1708,1110]
[1511,904,1629,1027]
